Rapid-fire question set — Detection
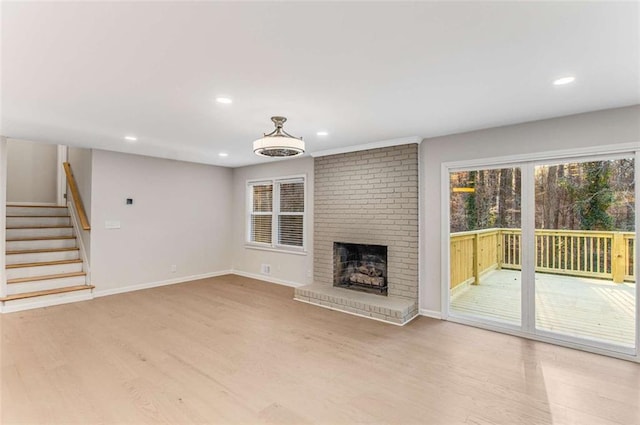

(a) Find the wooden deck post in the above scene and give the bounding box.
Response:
[496,230,502,270]
[473,232,480,285]
[611,232,625,284]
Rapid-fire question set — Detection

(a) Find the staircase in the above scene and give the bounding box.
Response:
[2,205,93,311]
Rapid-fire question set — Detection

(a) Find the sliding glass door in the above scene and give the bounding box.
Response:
[449,167,522,326]
[447,151,637,355]
[534,157,636,349]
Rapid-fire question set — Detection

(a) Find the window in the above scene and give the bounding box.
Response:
[248,176,305,251]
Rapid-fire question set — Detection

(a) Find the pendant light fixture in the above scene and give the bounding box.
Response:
[253,116,305,157]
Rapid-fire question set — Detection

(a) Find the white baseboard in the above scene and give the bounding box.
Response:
[93,270,233,298]
[420,308,443,319]
[1,292,94,314]
[232,270,305,288]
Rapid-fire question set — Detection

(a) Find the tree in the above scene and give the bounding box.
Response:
[465,171,478,230]
[575,161,614,231]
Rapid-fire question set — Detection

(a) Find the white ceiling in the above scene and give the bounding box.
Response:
[2,1,638,168]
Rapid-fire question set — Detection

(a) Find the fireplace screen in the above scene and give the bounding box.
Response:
[333,242,388,295]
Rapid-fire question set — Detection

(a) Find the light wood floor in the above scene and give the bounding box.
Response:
[2,275,639,425]
[451,270,636,346]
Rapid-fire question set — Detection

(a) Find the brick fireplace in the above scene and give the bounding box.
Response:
[294,143,419,324]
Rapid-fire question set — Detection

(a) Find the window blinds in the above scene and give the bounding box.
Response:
[248,178,305,249]
[250,184,273,244]
[278,181,304,247]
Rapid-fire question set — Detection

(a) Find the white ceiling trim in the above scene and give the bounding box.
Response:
[310,136,422,158]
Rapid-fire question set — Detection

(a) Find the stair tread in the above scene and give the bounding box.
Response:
[6,225,73,229]
[6,259,83,269]
[6,247,80,255]
[7,204,67,208]
[6,236,76,241]
[0,285,94,301]
[8,271,87,284]
[7,215,71,218]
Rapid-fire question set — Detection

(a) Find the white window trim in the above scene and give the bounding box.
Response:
[246,174,307,254]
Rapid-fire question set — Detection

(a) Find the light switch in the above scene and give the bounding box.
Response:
[105,220,121,229]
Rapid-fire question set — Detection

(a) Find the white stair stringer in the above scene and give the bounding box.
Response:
[2,205,93,312]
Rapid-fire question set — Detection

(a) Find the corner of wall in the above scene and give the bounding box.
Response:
[0,136,7,296]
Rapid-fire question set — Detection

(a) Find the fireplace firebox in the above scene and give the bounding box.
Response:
[333,242,388,295]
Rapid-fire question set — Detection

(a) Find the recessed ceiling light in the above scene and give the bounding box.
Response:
[553,76,575,86]
[124,136,137,142]
[316,131,329,136]
[218,152,229,157]
[216,97,233,104]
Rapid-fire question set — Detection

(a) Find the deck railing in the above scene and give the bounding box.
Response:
[450,228,635,289]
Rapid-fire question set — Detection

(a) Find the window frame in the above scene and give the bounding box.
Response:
[246,174,307,254]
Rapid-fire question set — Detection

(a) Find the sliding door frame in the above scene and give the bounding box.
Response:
[441,142,639,362]
[444,161,525,332]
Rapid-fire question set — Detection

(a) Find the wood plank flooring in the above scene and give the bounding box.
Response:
[2,274,639,425]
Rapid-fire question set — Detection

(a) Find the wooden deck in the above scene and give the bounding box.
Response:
[451,269,636,347]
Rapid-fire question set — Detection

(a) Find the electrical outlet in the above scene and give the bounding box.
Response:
[170,264,177,273]
[261,264,271,275]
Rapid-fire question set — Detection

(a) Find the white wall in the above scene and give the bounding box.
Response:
[67,147,93,260]
[231,157,314,287]
[6,139,57,203]
[90,150,233,294]
[0,136,8,297]
[420,105,640,314]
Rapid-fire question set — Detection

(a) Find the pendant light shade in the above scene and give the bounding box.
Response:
[253,116,305,157]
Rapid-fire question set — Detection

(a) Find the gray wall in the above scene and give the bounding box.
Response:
[90,150,234,294]
[231,157,314,286]
[67,147,93,259]
[420,105,640,314]
[7,139,57,203]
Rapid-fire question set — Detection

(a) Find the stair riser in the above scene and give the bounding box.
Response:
[7,275,87,295]
[7,262,84,280]
[7,216,70,227]
[6,206,69,217]
[6,250,80,265]
[6,228,74,239]
[6,239,77,251]
[1,289,93,310]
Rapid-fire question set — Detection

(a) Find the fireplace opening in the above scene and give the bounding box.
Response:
[333,242,387,295]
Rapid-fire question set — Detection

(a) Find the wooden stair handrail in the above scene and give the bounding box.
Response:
[63,162,90,230]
